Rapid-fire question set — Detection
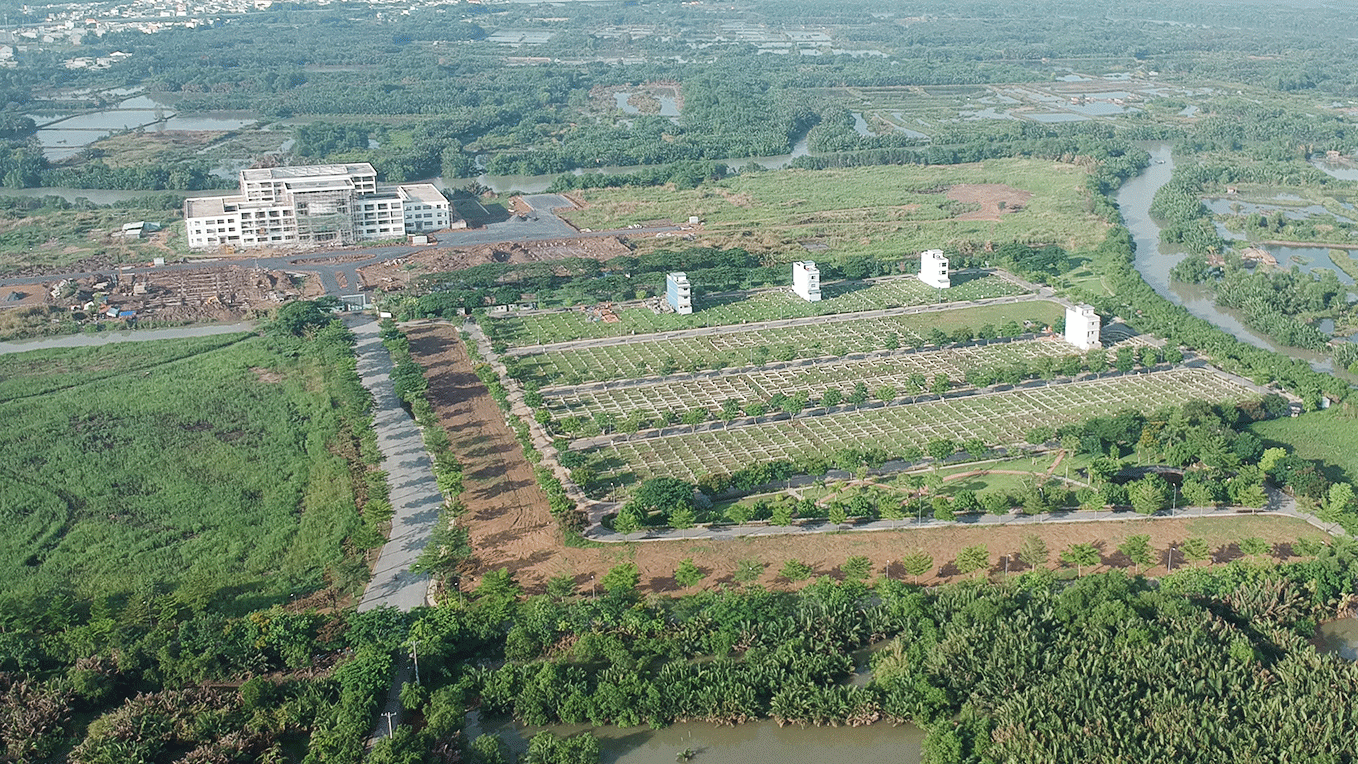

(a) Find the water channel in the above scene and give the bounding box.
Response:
[1117,142,1341,371]
[466,711,924,764]
[1314,616,1358,661]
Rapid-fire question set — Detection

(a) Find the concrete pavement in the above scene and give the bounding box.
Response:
[351,317,445,612]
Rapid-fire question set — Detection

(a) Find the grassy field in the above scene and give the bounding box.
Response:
[488,272,1027,348]
[516,301,1066,386]
[593,368,1261,489]
[0,196,189,275]
[0,330,376,610]
[562,159,1107,259]
[1250,410,1358,483]
[546,337,1082,422]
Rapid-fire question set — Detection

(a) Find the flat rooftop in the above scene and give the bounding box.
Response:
[240,163,376,182]
[185,195,238,218]
[397,183,447,205]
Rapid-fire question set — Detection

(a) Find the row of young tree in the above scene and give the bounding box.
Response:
[593,394,1353,534]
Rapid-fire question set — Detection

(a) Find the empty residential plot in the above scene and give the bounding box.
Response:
[546,337,1080,421]
[560,159,1106,260]
[488,272,1026,348]
[516,300,1065,385]
[593,368,1262,487]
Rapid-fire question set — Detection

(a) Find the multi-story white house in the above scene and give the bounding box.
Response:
[792,261,822,302]
[184,163,460,249]
[919,249,950,289]
[1064,304,1101,350]
[665,272,692,314]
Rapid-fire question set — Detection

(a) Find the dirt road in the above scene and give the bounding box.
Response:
[404,323,559,584]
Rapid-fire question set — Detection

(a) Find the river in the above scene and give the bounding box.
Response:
[1118,142,1340,372]
[466,712,924,764]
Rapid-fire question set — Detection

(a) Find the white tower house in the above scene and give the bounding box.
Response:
[1064,304,1101,350]
[665,272,692,315]
[919,249,950,289]
[792,261,822,302]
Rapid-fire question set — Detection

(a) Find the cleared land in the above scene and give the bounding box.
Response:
[594,368,1262,486]
[488,271,1026,347]
[515,301,1064,386]
[545,336,1081,422]
[0,331,372,608]
[402,323,558,583]
[561,159,1107,259]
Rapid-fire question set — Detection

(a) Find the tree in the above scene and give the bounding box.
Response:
[1324,482,1356,520]
[955,545,990,577]
[611,508,641,535]
[1060,542,1100,576]
[875,385,896,403]
[600,563,639,597]
[847,382,869,407]
[841,555,872,581]
[1018,534,1048,569]
[1129,474,1169,516]
[780,559,812,581]
[1114,347,1136,372]
[674,558,705,587]
[1118,534,1153,573]
[1181,479,1216,508]
[821,388,843,407]
[927,439,956,463]
[667,506,696,529]
[720,398,742,420]
[1085,348,1108,373]
[1181,537,1211,565]
[902,551,933,583]
[680,409,707,427]
[1239,537,1271,559]
[733,559,764,584]
[963,438,988,460]
[827,503,849,526]
[930,374,950,394]
[546,574,576,600]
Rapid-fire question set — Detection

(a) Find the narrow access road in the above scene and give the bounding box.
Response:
[351,317,444,612]
[0,321,255,355]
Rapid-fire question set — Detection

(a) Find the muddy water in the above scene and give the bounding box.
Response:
[1314,616,1358,660]
[467,712,924,764]
[1118,142,1338,371]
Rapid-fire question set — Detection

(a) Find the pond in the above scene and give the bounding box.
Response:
[465,712,925,764]
[1314,616,1358,661]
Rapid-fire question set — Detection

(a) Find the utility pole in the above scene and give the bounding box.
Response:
[1167,546,1175,573]
[410,640,420,685]
[382,711,396,737]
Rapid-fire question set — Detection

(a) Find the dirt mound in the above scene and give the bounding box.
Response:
[360,237,631,290]
[947,184,1034,221]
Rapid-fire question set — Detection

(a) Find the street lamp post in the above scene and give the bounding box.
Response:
[410,640,420,685]
[1167,546,1175,573]
[382,711,396,737]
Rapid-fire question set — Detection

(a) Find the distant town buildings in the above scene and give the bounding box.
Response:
[791,261,821,302]
[919,249,950,289]
[1064,304,1102,350]
[665,272,692,315]
[184,163,456,249]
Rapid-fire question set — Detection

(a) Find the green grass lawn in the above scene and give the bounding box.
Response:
[1249,410,1358,483]
[0,331,376,612]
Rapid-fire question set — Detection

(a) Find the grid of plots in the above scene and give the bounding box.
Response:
[596,369,1261,483]
[546,338,1080,420]
[516,302,1063,385]
[489,273,1025,347]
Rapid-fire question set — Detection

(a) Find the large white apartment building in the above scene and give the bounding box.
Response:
[184,163,457,249]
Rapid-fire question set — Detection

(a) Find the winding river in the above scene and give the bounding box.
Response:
[1118,142,1340,372]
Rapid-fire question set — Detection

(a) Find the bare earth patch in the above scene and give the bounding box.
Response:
[947,183,1034,221]
[359,237,631,290]
[250,367,283,383]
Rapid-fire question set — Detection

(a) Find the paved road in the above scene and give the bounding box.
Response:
[0,321,256,355]
[350,317,444,612]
